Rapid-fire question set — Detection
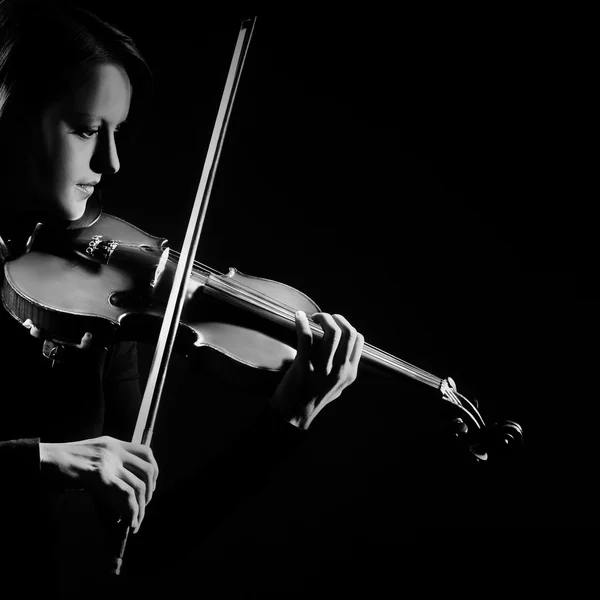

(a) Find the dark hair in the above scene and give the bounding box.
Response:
[0,0,152,176]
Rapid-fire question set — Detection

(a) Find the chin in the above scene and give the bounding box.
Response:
[69,206,88,221]
[60,198,88,221]
[29,187,89,222]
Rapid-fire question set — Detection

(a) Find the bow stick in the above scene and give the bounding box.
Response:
[108,16,257,576]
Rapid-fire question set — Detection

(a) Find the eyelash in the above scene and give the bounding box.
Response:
[76,128,99,139]
[74,126,124,140]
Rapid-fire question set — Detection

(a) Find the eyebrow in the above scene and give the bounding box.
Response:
[73,112,128,124]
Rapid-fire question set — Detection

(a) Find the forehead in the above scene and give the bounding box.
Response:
[61,63,132,123]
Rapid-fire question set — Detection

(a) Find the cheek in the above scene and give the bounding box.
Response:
[40,136,86,189]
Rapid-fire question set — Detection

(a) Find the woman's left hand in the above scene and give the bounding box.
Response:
[23,318,97,366]
[269,311,364,429]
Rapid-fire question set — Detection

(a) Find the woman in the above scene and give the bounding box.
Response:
[0,0,363,590]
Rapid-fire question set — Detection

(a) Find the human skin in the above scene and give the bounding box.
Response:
[24,62,130,221]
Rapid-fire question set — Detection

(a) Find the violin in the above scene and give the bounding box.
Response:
[1,208,523,457]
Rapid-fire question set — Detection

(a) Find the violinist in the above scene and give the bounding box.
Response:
[0,0,363,591]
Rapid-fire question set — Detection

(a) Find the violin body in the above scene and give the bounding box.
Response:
[1,212,310,372]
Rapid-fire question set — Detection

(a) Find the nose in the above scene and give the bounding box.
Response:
[91,129,121,175]
[105,132,120,175]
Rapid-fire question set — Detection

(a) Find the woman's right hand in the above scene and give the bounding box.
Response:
[39,437,159,533]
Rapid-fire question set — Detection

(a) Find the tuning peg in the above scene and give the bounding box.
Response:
[469,442,488,461]
[491,420,524,449]
[452,418,468,435]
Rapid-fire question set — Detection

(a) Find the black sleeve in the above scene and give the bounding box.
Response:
[0,247,40,496]
[0,437,43,576]
[101,341,142,441]
[0,437,41,490]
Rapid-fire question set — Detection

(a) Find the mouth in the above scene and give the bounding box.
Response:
[75,183,97,196]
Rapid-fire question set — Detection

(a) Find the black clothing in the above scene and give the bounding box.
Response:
[0,286,142,588]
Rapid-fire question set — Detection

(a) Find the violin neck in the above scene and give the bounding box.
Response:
[200,272,442,391]
[361,343,442,390]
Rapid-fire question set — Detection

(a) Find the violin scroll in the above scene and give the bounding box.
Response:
[454,419,524,464]
[471,419,524,460]
[439,378,523,463]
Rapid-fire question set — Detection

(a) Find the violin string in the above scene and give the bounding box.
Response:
[99,243,440,388]
[103,241,288,319]
[168,249,301,318]
[166,248,441,388]
[106,244,441,388]
[115,246,460,389]
[167,251,297,326]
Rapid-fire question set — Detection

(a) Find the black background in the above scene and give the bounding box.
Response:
[79,3,587,592]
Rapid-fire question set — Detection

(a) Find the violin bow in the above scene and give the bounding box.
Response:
[107,16,258,576]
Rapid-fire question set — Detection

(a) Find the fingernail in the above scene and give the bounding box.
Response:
[84,332,92,338]
[296,310,305,318]
[23,319,31,327]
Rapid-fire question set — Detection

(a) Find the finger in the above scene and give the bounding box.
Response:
[121,449,156,505]
[118,467,146,532]
[294,310,313,365]
[23,319,44,339]
[110,475,140,531]
[312,312,342,376]
[348,332,365,377]
[75,332,94,351]
[122,443,159,493]
[330,314,358,368]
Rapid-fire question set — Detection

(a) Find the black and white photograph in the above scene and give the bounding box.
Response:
[0,1,586,596]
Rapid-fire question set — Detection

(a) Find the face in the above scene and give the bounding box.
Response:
[25,62,132,221]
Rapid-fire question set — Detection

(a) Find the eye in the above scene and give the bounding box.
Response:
[74,127,100,140]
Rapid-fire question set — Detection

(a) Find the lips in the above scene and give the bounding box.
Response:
[76,184,95,195]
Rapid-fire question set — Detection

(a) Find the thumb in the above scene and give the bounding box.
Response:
[294,310,313,364]
[76,332,94,351]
